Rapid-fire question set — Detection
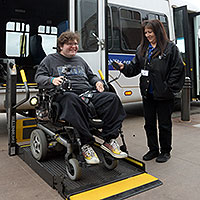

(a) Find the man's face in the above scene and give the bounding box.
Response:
[60,40,79,58]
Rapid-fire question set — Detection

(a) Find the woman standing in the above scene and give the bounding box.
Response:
[116,19,185,163]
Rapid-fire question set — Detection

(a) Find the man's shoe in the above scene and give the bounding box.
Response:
[156,152,171,163]
[101,139,128,159]
[81,144,100,164]
[143,151,159,161]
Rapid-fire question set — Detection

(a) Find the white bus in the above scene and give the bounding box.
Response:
[73,0,174,103]
[72,0,200,104]
[0,0,200,115]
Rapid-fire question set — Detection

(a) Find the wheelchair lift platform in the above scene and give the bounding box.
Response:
[18,143,162,200]
[5,59,162,200]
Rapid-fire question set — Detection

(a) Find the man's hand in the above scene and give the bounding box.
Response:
[52,76,63,86]
[96,81,104,92]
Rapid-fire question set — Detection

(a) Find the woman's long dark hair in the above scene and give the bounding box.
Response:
[139,19,169,57]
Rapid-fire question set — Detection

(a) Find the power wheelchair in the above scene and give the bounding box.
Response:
[30,74,128,181]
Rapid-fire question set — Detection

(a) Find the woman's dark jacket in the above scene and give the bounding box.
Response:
[121,41,185,100]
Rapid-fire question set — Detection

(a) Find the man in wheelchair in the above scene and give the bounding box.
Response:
[35,31,127,165]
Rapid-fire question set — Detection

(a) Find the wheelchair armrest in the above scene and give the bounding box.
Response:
[37,87,58,100]
[38,84,55,90]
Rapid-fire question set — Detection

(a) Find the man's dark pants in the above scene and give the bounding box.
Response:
[56,91,126,144]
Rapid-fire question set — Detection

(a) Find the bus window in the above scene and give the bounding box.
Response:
[38,25,57,55]
[109,6,121,52]
[174,9,186,62]
[108,6,113,50]
[148,13,159,20]
[160,15,169,37]
[120,9,141,51]
[160,15,166,23]
[6,22,30,57]
[75,0,98,51]
[147,14,169,38]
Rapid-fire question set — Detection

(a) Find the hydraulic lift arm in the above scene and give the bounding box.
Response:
[6,60,30,156]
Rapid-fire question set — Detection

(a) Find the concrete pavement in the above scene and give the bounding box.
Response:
[0,102,200,200]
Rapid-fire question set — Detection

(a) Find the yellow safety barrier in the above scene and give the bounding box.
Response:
[98,69,105,80]
[20,69,27,83]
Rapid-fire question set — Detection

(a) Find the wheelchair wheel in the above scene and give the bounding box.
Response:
[102,153,118,170]
[30,129,48,161]
[66,158,81,181]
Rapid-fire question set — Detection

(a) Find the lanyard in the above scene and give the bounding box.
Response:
[144,45,155,70]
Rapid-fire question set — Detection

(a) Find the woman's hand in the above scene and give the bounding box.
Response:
[96,81,104,93]
[113,61,124,70]
[118,62,124,70]
[52,76,63,86]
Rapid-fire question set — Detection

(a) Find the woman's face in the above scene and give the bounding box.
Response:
[144,28,157,46]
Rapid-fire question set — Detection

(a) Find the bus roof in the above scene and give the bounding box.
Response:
[170,0,200,12]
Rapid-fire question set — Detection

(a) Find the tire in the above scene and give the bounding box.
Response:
[30,129,48,161]
[102,153,118,170]
[66,158,82,181]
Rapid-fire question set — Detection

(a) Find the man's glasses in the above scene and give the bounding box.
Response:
[66,42,78,46]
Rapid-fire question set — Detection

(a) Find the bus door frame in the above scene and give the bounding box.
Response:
[173,6,191,77]
[69,0,108,81]
[192,12,200,96]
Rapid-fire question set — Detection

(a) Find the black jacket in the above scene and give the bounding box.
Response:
[121,42,185,100]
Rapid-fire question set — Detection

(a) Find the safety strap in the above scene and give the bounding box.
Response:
[79,91,97,118]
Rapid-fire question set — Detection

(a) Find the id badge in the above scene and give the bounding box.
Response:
[141,69,149,76]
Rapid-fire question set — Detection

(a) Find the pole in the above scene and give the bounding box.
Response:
[181,77,191,121]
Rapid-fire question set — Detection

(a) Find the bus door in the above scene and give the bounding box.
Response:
[193,14,200,97]
[174,6,200,98]
[69,0,107,79]
[173,6,191,76]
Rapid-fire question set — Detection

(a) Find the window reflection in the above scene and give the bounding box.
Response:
[75,0,98,51]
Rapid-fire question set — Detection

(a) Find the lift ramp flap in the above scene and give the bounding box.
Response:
[69,173,160,200]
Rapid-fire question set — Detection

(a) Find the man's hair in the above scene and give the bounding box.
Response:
[139,19,169,57]
[57,31,80,52]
